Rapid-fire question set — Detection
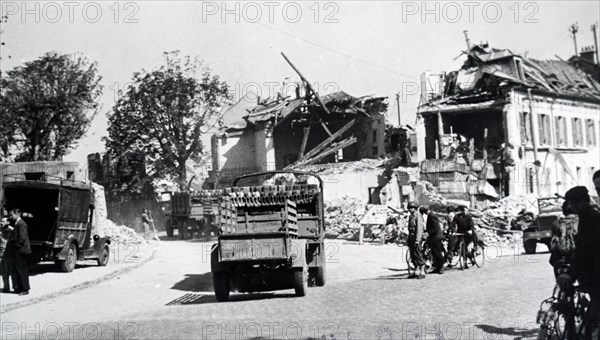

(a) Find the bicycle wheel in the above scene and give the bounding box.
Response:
[469,242,485,268]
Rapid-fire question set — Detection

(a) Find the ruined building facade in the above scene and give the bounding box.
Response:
[419,43,600,198]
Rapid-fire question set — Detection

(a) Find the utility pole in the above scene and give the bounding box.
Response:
[463,30,471,49]
[592,22,599,64]
[396,92,401,126]
[570,23,579,56]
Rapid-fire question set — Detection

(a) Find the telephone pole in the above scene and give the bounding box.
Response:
[396,92,401,126]
[592,23,599,64]
[570,23,579,56]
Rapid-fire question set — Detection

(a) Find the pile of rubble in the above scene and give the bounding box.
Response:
[99,219,146,245]
[471,194,538,230]
[93,183,145,245]
[324,196,365,239]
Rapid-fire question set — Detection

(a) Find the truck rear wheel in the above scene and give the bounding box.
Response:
[58,243,77,272]
[212,271,230,302]
[293,268,308,297]
[524,240,537,254]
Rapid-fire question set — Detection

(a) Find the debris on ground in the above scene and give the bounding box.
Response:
[99,219,146,245]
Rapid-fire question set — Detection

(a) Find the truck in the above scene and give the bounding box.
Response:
[2,174,111,272]
[210,171,326,302]
[163,191,220,240]
[522,196,563,254]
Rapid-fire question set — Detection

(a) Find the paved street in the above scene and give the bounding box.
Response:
[1,239,554,340]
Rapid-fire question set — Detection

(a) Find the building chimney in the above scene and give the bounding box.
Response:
[580,45,598,64]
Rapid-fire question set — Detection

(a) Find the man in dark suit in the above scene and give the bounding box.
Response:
[8,209,31,295]
[421,206,445,274]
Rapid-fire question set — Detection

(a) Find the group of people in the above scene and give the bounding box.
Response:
[547,170,600,339]
[0,209,31,296]
[406,202,478,279]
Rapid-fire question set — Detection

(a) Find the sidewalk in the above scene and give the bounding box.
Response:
[0,241,156,312]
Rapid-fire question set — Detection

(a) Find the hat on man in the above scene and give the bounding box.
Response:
[407,202,418,209]
[564,186,589,202]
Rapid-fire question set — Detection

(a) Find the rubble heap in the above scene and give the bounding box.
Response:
[471,194,538,230]
[99,219,146,245]
[324,196,366,239]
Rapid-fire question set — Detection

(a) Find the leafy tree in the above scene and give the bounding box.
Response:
[105,51,230,197]
[0,52,102,161]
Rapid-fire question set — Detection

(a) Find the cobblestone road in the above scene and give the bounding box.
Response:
[1,240,555,339]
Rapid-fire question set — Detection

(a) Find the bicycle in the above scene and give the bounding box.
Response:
[405,240,433,276]
[448,232,485,270]
[537,267,592,340]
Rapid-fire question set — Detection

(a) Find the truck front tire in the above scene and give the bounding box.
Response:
[213,271,230,302]
[97,246,109,267]
[524,240,537,254]
[315,264,326,287]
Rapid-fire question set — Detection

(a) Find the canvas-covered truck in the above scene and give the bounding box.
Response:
[522,196,563,254]
[210,171,326,302]
[2,174,111,272]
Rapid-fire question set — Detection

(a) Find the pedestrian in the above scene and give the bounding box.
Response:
[564,186,600,338]
[1,212,13,293]
[406,202,426,279]
[421,206,445,274]
[445,206,455,234]
[141,209,152,240]
[8,209,30,295]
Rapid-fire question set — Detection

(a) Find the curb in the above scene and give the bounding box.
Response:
[0,246,157,313]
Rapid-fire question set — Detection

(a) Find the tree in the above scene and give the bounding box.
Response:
[0,52,102,161]
[104,51,231,197]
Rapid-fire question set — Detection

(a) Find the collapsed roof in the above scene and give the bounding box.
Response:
[421,43,600,109]
[221,90,388,131]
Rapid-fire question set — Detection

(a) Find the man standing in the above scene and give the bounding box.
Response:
[1,213,13,293]
[8,209,30,295]
[421,206,445,274]
[407,202,426,279]
[564,186,600,338]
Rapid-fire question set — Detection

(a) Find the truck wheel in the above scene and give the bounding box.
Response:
[166,219,173,238]
[524,240,537,254]
[212,271,230,302]
[59,243,77,272]
[97,246,109,267]
[293,268,308,297]
[315,264,326,287]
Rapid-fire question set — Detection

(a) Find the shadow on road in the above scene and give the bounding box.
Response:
[165,292,297,306]
[28,262,101,276]
[171,273,214,292]
[476,324,539,339]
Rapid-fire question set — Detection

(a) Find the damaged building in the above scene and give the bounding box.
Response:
[206,87,390,188]
[418,43,600,200]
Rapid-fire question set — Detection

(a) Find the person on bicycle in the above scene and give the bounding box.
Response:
[421,206,445,274]
[447,206,476,267]
[549,201,578,278]
[407,202,426,279]
[564,186,600,338]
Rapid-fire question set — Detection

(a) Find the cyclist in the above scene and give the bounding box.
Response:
[421,206,445,274]
[549,201,578,278]
[447,206,476,267]
[407,202,426,279]
[564,186,600,339]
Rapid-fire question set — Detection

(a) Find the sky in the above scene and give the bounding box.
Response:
[1,0,599,165]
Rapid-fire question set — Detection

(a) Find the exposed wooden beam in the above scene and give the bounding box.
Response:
[291,137,357,167]
[281,52,331,115]
[300,119,355,162]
